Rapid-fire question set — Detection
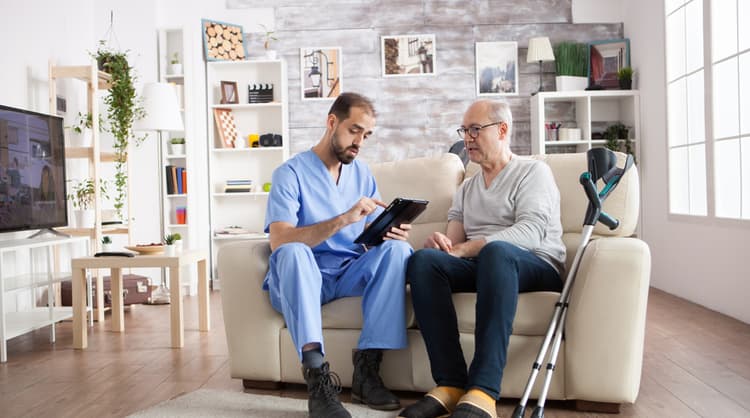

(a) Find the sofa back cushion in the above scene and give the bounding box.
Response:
[371,153,466,249]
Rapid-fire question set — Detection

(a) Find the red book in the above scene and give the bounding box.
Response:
[182,169,187,194]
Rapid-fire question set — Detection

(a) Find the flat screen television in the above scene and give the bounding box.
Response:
[0,104,67,233]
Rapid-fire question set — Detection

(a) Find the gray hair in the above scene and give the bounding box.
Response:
[486,100,513,144]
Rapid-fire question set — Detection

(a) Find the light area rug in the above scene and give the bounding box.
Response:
[128,388,398,418]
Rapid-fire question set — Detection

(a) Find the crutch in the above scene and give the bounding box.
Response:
[512,148,634,418]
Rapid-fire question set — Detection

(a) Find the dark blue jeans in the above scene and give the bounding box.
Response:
[407,241,562,399]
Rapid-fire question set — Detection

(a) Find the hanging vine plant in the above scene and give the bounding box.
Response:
[93,42,145,220]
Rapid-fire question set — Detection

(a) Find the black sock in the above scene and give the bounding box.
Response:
[302,348,324,369]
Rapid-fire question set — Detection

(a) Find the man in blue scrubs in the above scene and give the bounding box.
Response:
[264,92,413,418]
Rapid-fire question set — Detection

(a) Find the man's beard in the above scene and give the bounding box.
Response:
[331,131,359,164]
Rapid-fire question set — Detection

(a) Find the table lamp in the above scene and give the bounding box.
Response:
[527,37,555,95]
[133,82,184,304]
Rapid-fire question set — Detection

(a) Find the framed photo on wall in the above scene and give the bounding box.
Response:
[475,41,519,96]
[220,81,239,104]
[588,38,630,89]
[300,47,343,100]
[201,19,246,61]
[381,34,436,77]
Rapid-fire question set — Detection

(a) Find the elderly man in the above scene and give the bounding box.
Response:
[399,100,566,418]
[264,92,412,418]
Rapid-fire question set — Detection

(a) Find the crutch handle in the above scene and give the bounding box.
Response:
[598,211,619,230]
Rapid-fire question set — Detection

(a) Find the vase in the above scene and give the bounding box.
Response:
[170,63,183,75]
[74,209,95,228]
[619,79,632,90]
[68,128,93,148]
[169,143,185,155]
[164,245,176,256]
[555,76,589,92]
[102,243,112,252]
[265,50,277,60]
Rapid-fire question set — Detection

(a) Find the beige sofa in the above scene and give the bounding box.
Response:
[219,152,651,409]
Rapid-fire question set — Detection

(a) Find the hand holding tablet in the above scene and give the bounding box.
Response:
[355,197,429,246]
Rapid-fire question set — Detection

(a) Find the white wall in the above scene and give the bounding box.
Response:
[624,0,749,324]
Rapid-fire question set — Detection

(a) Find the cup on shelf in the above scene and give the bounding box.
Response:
[546,127,559,141]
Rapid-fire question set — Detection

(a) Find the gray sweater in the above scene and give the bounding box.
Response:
[448,157,566,274]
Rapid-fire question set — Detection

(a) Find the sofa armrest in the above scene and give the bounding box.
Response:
[218,239,285,381]
[564,237,651,403]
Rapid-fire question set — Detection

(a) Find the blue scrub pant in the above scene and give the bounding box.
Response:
[407,241,562,399]
[265,240,412,359]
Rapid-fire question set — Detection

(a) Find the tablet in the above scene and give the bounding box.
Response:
[354,198,429,246]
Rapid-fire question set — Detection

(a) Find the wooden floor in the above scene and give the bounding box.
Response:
[0,288,748,417]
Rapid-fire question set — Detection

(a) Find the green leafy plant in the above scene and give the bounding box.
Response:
[67,178,108,211]
[617,66,634,82]
[170,52,180,65]
[163,233,182,245]
[69,111,107,134]
[170,137,185,145]
[92,41,146,220]
[604,123,636,163]
[553,42,588,77]
[259,24,278,50]
[102,236,112,244]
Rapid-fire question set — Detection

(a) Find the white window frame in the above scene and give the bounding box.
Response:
[665,0,750,225]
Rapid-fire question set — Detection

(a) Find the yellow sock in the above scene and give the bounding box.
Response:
[427,386,466,411]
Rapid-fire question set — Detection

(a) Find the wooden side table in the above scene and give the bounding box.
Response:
[70,249,209,349]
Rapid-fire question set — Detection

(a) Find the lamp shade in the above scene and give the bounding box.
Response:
[133,82,184,131]
[526,37,555,63]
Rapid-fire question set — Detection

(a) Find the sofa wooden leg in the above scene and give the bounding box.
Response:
[242,379,284,390]
[574,400,621,413]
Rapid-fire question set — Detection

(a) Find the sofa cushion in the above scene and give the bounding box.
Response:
[319,290,560,336]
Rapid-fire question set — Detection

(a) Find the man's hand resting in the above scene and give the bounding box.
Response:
[425,231,453,252]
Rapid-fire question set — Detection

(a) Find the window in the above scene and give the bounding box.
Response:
[665,0,750,220]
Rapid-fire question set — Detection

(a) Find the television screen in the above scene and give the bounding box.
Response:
[0,104,67,233]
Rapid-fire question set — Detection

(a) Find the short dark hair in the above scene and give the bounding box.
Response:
[327,92,376,121]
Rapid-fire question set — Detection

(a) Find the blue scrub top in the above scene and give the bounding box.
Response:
[264,150,383,274]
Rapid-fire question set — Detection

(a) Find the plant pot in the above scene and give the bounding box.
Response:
[74,209,95,229]
[555,76,589,91]
[102,243,113,252]
[170,63,183,75]
[619,79,632,90]
[265,50,277,60]
[68,128,93,148]
[169,143,185,155]
[164,245,176,256]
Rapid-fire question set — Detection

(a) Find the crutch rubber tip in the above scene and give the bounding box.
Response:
[511,405,526,418]
[531,406,545,418]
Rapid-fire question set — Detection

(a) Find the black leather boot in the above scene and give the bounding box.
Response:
[302,362,351,418]
[351,349,401,411]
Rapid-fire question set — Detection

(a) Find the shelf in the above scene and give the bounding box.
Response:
[49,65,111,89]
[4,272,73,293]
[165,74,184,80]
[58,225,130,236]
[166,154,186,159]
[210,103,282,110]
[213,233,268,241]
[5,308,75,340]
[166,193,188,198]
[212,192,269,198]
[167,224,189,228]
[64,147,121,162]
[212,147,284,154]
[544,140,591,146]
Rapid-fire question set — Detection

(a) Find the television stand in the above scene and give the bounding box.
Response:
[27,228,71,239]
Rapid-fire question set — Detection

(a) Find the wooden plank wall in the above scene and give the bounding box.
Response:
[230,0,622,161]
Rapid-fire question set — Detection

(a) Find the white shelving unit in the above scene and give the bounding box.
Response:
[0,235,90,362]
[206,60,289,286]
[157,27,201,295]
[530,90,640,163]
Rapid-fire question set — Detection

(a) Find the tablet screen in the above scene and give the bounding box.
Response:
[354,197,428,246]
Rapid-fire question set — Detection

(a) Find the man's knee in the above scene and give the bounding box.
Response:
[379,239,413,260]
[479,240,518,262]
[407,248,442,286]
[273,242,314,263]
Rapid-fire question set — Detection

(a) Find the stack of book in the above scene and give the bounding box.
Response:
[224,179,253,193]
[165,165,187,195]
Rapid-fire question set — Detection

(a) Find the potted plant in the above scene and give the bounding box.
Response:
[618,66,634,90]
[553,42,589,91]
[169,137,185,155]
[604,123,636,163]
[163,232,182,256]
[169,52,182,75]
[92,42,145,221]
[260,24,278,60]
[68,178,107,228]
[101,236,113,252]
[67,112,106,147]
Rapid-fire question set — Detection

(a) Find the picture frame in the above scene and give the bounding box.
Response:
[475,41,519,96]
[220,81,239,104]
[201,18,246,62]
[588,38,630,89]
[213,108,238,148]
[300,47,343,100]
[381,34,436,77]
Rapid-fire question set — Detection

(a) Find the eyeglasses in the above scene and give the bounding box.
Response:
[456,121,503,140]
